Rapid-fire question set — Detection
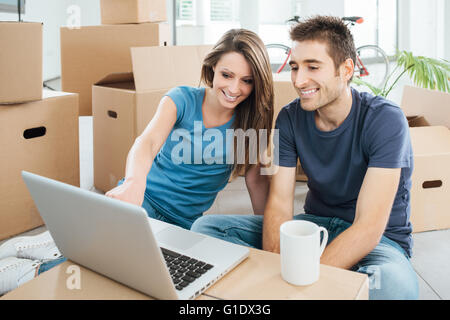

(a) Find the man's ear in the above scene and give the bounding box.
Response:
[341,58,354,82]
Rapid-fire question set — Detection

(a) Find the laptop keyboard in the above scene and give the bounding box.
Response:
[161,247,214,291]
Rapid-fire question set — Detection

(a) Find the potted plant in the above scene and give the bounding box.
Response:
[352,50,450,99]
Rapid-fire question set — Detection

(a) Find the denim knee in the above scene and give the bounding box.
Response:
[191,214,263,248]
[191,215,221,234]
[355,240,419,300]
[359,262,419,300]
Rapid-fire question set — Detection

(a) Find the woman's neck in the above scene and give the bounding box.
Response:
[202,87,234,128]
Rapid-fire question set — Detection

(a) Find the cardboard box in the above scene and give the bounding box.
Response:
[409,126,450,232]
[401,85,450,129]
[61,23,170,116]
[0,90,80,240]
[93,45,211,192]
[0,22,42,104]
[100,0,166,24]
[401,86,450,232]
[273,74,297,126]
[272,74,307,181]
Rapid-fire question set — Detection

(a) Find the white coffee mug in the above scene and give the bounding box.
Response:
[280,220,328,286]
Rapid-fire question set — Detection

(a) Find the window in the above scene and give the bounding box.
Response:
[345,0,398,56]
[176,0,194,21]
[210,0,239,22]
[173,0,399,54]
[258,0,300,45]
[0,0,25,14]
[210,0,231,21]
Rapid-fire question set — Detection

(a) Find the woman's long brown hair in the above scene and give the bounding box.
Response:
[200,29,274,178]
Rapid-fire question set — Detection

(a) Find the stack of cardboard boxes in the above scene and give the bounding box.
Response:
[0,22,79,241]
[80,0,170,192]
[61,0,170,116]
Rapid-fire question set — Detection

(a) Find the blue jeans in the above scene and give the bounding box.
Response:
[142,199,186,227]
[190,213,419,300]
[118,178,189,229]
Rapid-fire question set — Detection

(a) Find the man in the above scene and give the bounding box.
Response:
[191,16,418,300]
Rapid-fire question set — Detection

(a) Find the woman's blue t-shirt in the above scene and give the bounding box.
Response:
[144,86,235,229]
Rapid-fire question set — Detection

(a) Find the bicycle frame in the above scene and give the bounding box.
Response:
[356,55,370,77]
[277,49,291,74]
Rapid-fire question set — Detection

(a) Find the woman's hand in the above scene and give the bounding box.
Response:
[105,177,147,207]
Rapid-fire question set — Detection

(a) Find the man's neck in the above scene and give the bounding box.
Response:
[314,87,353,132]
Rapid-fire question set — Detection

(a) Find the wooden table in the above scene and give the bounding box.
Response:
[1,248,368,300]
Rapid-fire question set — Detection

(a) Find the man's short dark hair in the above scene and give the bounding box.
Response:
[290,15,356,81]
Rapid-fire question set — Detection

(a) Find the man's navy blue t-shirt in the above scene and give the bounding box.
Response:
[274,88,414,257]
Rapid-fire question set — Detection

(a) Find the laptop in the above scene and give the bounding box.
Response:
[22,171,249,300]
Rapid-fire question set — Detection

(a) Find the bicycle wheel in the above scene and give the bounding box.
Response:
[354,45,390,89]
[265,44,291,73]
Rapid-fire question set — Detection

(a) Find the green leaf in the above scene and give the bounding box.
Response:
[353,50,449,99]
[393,51,450,94]
[352,77,383,96]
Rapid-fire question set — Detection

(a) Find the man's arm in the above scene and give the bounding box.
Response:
[320,167,401,269]
[262,165,297,253]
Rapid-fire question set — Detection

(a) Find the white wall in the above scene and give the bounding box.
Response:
[398,0,449,61]
[388,0,450,105]
[446,0,450,62]
[300,0,345,17]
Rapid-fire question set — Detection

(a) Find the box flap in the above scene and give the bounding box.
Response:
[42,90,76,99]
[94,72,134,86]
[407,115,430,127]
[0,21,43,26]
[130,45,212,92]
[410,126,450,155]
[401,86,450,129]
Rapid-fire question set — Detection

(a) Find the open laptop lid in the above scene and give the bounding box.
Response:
[21,170,179,299]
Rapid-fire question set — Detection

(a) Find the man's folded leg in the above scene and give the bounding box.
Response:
[191,214,264,249]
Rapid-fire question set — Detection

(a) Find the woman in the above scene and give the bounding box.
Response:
[0,29,274,294]
[105,28,274,229]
